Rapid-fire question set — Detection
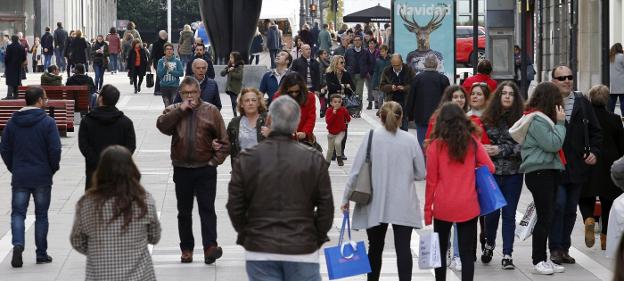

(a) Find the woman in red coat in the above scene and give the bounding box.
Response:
[273,72,317,141]
[425,102,495,281]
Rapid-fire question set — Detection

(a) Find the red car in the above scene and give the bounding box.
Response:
[456,26,486,66]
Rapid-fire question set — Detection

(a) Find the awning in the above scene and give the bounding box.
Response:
[342,4,391,23]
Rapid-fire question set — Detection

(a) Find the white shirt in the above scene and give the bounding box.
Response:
[246,250,319,263]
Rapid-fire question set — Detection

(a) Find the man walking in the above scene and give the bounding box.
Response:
[4,35,26,99]
[184,44,215,79]
[157,76,230,265]
[407,54,450,146]
[174,58,222,110]
[151,30,169,96]
[78,84,136,190]
[290,44,320,94]
[318,24,332,53]
[53,22,68,71]
[549,65,602,264]
[345,35,366,116]
[380,54,414,131]
[266,21,283,69]
[1,87,62,268]
[227,96,334,281]
[259,50,293,105]
[41,27,54,70]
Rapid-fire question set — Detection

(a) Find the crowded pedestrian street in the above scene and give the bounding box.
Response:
[0,72,617,280]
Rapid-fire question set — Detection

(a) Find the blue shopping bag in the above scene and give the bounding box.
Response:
[324,212,371,280]
[476,166,507,216]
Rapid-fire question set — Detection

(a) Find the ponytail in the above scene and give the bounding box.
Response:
[380,101,403,133]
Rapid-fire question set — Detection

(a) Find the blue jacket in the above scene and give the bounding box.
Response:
[259,70,293,104]
[1,108,61,188]
[157,56,184,89]
[173,77,222,110]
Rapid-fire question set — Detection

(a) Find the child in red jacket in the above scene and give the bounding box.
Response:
[325,94,351,166]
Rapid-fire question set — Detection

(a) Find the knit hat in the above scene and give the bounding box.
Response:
[611,156,624,190]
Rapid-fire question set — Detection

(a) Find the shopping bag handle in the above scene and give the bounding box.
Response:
[338,211,358,259]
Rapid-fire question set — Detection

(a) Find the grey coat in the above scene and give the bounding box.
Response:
[342,128,426,230]
[610,53,624,94]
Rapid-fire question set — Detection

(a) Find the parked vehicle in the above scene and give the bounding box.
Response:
[456,26,486,66]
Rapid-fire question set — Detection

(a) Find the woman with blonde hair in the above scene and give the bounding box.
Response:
[226,88,268,162]
[178,24,195,66]
[325,55,355,161]
[341,101,426,281]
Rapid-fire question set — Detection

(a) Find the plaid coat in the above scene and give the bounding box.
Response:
[70,192,161,281]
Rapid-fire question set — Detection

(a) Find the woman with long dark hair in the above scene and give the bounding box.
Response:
[480,81,525,268]
[509,81,566,275]
[70,145,161,280]
[426,102,495,281]
[609,43,624,114]
[221,51,244,117]
[273,72,317,142]
[127,39,149,94]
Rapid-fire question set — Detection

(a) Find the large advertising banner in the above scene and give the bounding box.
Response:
[392,0,455,80]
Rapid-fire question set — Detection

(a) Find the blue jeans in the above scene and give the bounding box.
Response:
[109,53,119,72]
[94,64,104,90]
[179,54,193,67]
[549,182,582,251]
[609,94,624,115]
[54,47,66,70]
[269,49,279,69]
[43,54,52,70]
[485,174,524,255]
[11,186,51,258]
[246,260,321,281]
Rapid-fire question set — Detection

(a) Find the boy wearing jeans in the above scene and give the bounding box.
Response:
[325,94,351,166]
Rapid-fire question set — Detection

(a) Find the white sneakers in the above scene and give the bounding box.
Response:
[533,260,565,275]
[449,256,462,271]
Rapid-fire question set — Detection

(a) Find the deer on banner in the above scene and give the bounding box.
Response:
[399,4,448,74]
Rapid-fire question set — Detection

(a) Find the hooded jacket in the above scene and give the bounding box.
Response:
[66,73,96,94]
[0,108,62,188]
[41,72,62,86]
[509,111,566,173]
[78,106,136,172]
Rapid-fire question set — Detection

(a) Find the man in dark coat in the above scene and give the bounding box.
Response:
[4,35,26,99]
[407,54,450,146]
[66,64,96,107]
[266,22,282,69]
[150,30,168,95]
[41,27,54,70]
[53,22,68,71]
[290,44,320,93]
[185,44,215,79]
[175,58,222,110]
[78,85,136,190]
[1,87,62,268]
[380,54,415,131]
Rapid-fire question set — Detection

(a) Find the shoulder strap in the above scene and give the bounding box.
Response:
[366,129,373,162]
[574,91,591,155]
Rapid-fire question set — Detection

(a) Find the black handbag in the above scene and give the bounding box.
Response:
[343,94,361,110]
[146,72,154,88]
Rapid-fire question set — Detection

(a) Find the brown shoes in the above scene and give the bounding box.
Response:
[584,217,596,248]
[204,246,223,265]
[181,249,193,263]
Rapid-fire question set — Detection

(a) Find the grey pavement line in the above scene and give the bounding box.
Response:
[0,215,35,264]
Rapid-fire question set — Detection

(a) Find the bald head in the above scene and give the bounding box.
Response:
[192,59,209,81]
[159,30,168,40]
[301,44,311,58]
[391,54,403,71]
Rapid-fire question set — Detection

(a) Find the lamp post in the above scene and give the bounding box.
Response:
[167,0,172,42]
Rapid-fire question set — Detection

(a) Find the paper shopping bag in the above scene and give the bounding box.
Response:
[418,231,442,269]
[515,202,537,241]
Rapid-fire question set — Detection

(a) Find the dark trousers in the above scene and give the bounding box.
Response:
[366,223,413,281]
[249,54,260,65]
[84,167,95,190]
[485,174,524,255]
[6,85,18,99]
[549,182,582,252]
[227,91,238,117]
[161,87,177,107]
[609,94,624,115]
[173,165,218,250]
[526,169,560,264]
[269,49,279,69]
[434,217,478,281]
[579,196,613,235]
[131,67,144,92]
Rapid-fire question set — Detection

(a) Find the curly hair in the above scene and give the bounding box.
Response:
[526,81,563,122]
[431,103,478,163]
[438,85,469,112]
[237,87,268,116]
[482,81,524,127]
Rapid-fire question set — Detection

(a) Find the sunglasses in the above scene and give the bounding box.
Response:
[338,61,345,65]
[287,90,300,95]
[554,75,574,81]
[472,82,488,87]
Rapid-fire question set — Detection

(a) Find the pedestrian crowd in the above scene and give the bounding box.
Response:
[2,19,624,281]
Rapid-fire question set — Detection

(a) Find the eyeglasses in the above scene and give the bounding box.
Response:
[554,75,574,81]
[181,91,198,97]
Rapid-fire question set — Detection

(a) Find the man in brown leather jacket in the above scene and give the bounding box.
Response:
[227,96,334,281]
[157,76,229,265]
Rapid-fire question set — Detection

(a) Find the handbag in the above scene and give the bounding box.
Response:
[343,93,361,110]
[324,212,371,280]
[473,141,507,216]
[515,202,537,241]
[146,72,155,88]
[349,129,373,205]
[302,134,323,153]
[418,230,442,269]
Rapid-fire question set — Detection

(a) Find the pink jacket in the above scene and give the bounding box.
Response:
[424,136,495,225]
[106,34,121,54]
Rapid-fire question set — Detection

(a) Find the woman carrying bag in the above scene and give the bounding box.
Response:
[341,101,426,281]
[425,102,495,281]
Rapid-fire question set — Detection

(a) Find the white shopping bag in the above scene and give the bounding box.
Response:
[418,231,442,269]
[515,202,537,241]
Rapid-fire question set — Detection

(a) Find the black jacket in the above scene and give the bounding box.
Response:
[227,134,334,255]
[127,47,149,76]
[66,74,96,94]
[407,70,450,125]
[53,28,68,49]
[68,37,89,64]
[226,112,267,162]
[150,38,167,68]
[4,41,26,86]
[290,56,321,92]
[325,71,355,95]
[562,92,603,184]
[78,106,136,172]
[582,106,624,199]
[41,32,54,55]
[185,53,215,79]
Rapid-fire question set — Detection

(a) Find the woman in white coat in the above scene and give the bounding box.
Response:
[341,101,426,281]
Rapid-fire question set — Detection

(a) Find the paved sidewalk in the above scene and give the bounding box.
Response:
[0,72,617,280]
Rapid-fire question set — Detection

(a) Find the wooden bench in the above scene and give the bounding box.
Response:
[17,85,90,114]
[0,99,75,137]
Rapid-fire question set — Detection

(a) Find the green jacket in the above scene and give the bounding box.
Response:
[517,115,567,173]
[372,55,391,90]
[221,64,244,95]
[40,72,62,86]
